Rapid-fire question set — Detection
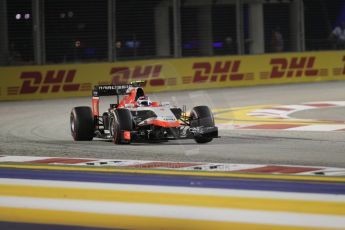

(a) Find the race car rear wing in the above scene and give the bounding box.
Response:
[92,80,145,117]
[93,85,128,97]
[92,80,146,97]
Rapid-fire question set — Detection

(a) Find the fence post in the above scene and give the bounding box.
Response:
[0,0,8,65]
[108,0,116,62]
[32,0,44,64]
[236,0,244,55]
[173,0,182,57]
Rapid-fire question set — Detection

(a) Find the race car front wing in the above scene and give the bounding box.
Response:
[188,126,219,138]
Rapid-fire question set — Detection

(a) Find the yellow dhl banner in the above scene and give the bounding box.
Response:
[1,50,345,101]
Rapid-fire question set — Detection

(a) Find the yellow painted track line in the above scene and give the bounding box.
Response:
[1,163,345,183]
[0,184,344,216]
[214,105,345,125]
[0,207,335,230]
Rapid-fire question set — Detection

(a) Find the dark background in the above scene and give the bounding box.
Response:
[5,0,345,64]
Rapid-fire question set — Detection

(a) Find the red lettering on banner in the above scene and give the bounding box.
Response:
[19,70,80,94]
[20,72,42,94]
[151,65,162,78]
[148,65,164,86]
[132,66,152,79]
[230,61,244,81]
[190,60,244,83]
[211,61,230,81]
[269,57,318,79]
[270,58,287,78]
[41,70,64,93]
[288,57,306,77]
[110,67,130,85]
[192,63,212,82]
[63,70,80,91]
[305,57,318,76]
[110,65,164,87]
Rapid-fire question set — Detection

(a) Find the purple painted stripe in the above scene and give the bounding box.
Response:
[0,168,345,195]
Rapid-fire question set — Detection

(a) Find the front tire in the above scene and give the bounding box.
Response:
[110,109,133,144]
[70,106,94,141]
[190,106,214,144]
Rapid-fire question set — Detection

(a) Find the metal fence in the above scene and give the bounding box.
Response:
[0,0,344,66]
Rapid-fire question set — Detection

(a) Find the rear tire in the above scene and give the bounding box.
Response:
[70,106,94,141]
[111,109,133,144]
[190,106,214,144]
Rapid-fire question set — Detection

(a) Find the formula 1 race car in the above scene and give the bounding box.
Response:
[70,81,218,144]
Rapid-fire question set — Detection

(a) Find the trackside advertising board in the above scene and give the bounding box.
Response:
[1,51,345,101]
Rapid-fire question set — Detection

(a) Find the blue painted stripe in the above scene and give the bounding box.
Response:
[0,168,345,194]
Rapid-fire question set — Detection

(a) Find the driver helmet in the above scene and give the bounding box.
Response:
[137,96,152,106]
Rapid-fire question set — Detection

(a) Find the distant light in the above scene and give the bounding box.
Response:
[213,42,223,48]
[15,14,21,20]
[68,11,74,18]
[60,13,66,19]
[75,40,81,48]
[24,13,30,20]
[116,41,122,48]
[183,41,198,49]
[125,41,140,48]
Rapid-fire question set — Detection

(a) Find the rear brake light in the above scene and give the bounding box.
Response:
[123,131,131,141]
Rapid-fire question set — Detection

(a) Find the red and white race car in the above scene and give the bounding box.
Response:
[70,81,218,144]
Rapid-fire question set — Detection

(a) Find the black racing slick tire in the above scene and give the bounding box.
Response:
[70,106,94,141]
[110,109,133,144]
[190,106,214,144]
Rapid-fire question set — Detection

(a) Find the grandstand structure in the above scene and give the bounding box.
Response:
[0,0,342,66]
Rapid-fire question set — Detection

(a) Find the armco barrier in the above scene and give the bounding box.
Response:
[1,50,345,101]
